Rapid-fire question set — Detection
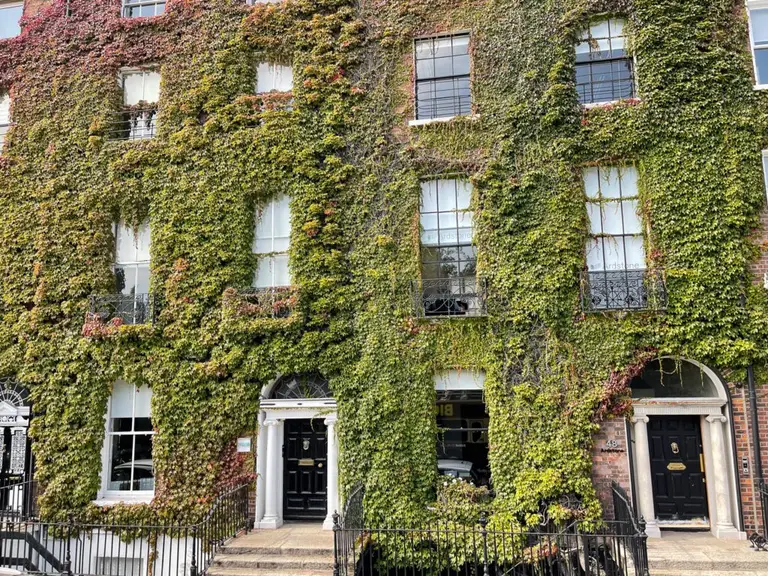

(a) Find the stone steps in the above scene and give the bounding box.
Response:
[212,553,335,572]
[208,568,332,576]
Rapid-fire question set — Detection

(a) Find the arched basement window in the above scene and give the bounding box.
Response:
[434,370,489,487]
[630,358,719,399]
[269,373,331,400]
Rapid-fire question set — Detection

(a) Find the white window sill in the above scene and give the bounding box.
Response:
[408,114,480,127]
[93,493,154,507]
[582,99,639,109]
[753,84,768,91]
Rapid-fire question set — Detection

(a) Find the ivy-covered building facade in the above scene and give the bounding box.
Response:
[0,0,767,544]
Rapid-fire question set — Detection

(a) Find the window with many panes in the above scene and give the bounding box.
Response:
[419,179,481,316]
[0,2,22,40]
[256,63,293,93]
[575,19,635,105]
[0,93,10,150]
[749,3,768,87]
[104,380,154,494]
[115,220,151,297]
[122,0,164,18]
[253,195,291,288]
[117,69,160,140]
[414,34,471,121]
[584,166,649,309]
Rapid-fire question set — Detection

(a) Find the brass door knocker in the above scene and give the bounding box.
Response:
[303,439,310,451]
[671,442,680,455]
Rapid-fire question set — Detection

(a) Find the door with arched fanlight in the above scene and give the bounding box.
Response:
[0,378,35,517]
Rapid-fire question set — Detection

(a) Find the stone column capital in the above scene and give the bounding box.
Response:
[706,414,727,424]
[264,419,281,427]
[630,415,650,424]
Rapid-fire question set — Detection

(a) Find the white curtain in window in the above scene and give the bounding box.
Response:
[0,93,10,149]
[256,63,294,93]
[115,220,151,295]
[122,70,161,105]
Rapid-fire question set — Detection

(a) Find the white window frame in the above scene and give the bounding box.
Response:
[762,150,768,204]
[0,2,23,40]
[117,67,160,140]
[98,382,155,502]
[747,0,768,89]
[121,0,165,19]
[584,165,645,273]
[114,220,151,297]
[0,92,10,151]
[252,195,291,288]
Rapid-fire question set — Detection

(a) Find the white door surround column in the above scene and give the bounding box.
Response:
[255,397,338,531]
[706,414,740,539]
[323,416,339,530]
[260,419,282,530]
[630,415,661,538]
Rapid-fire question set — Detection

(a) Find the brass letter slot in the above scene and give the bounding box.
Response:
[298,458,315,467]
[667,462,686,471]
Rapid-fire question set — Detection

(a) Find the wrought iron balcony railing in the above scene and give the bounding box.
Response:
[412,278,487,318]
[225,286,298,319]
[88,293,159,326]
[581,269,667,312]
[105,108,158,141]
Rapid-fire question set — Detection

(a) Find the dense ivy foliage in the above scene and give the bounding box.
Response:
[0,0,765,527]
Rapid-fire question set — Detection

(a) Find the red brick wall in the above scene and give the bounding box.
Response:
[23,0,51,19]
[591,418,631,520]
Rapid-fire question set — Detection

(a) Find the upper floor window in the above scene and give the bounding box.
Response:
[0,2,22,40]
[575,19,635,105]
[583,166,660,310]
[115,220,151,297]
[122,0,165,18]
[414,34,471,121]
[103,380,154,494]
[0,93,10,149]
[749,4,768,87]
[417,178,485,317]
[253,195,291,288]
[256,63,293,93]
[114,69,160,140]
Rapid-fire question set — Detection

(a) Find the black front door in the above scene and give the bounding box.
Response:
[648,415,708,520]
[284,419,327,520]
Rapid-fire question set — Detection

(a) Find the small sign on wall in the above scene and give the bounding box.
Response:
[237,437,252,453]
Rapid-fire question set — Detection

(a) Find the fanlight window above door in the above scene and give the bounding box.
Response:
[269,373,331,400]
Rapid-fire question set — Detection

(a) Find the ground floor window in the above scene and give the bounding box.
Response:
[436,390,489,487]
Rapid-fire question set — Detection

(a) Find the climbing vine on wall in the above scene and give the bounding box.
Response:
[0,0,765,529]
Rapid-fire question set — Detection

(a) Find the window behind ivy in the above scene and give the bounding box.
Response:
[117,69,160,140]
[115,220,151,296]
[0,93,10,150]
[584,166,650,309]
[122,0,165,18]
[106,381,154,493]
[419,179,480,316]
[253,195,291,288]
[256,63,294,93]
[0,3,22,39]
[575,19,635,105]
[414,34,471,120]
[749,5,768,86]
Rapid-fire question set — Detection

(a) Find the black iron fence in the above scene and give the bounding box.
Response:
[334,484,650,576]
[105,109,158,141]
[580,269,667,312]
[0,481,253,576]
[752,480,768,549]
[88,294,159,326]
[0,478,39,520]
[611,482,649,573]
[412,278,487,318]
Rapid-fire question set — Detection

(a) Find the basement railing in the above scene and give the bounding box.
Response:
[0,480,254,576]
[580,269,667,312]
[222,286,298,319]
